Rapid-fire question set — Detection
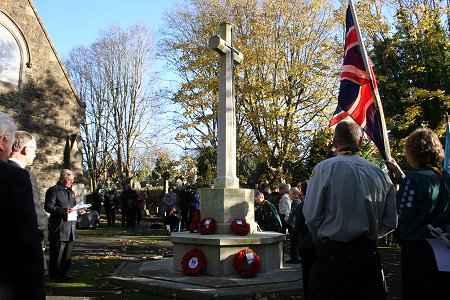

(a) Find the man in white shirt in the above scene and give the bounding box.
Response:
[303,120,397,300]
[277,183,291,234]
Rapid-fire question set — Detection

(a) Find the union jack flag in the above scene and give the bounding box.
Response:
[329,3,389,160]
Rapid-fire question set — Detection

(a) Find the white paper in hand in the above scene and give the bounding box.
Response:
[67,210,78,221]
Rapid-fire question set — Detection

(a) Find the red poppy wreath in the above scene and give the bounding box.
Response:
[234,249,261,278]
[181,248,206,276]
[231,218,250,236]
[189,210,201,233]
[199,217,217,235]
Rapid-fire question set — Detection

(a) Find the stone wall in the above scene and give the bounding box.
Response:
[0,0,85,200]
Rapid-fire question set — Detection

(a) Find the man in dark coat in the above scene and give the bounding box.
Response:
[103,190,117,227]
[120,184,138,229]
[0,112,45,299]
[180,185,194,230]
[91,187,104,215]
[45,169,83,281]
[9,131,48,266]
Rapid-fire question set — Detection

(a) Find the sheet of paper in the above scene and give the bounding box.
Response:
[67,210,78,221]
[427,239,450,272]
[73,203,91,210]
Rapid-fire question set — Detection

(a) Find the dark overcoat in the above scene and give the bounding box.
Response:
[44,182,77,241]
[0,161,45,299]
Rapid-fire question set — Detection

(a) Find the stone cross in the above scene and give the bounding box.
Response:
[208,22,243,189]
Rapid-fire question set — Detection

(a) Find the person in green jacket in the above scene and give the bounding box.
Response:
[254,191,282,233]
[387,128,450,300]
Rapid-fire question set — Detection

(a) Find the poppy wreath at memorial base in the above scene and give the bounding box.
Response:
[234,249,261,278]
[181,248,206,276]
[199,217,217,235]
[231,218,250,236]
[189,210,201,233]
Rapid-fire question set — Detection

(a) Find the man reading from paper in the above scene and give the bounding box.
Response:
[45,169,85,282]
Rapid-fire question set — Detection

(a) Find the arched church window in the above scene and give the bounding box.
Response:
[0,12,31,86]
[0,23,20,85]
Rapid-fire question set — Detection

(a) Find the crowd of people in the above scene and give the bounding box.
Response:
[1,108,450,300]
[161,185,199,234]
[253,120,450,300]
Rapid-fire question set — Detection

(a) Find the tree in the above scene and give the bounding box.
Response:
[160,0,344,184]
[66,23,161,189]
[196,146,216,186]
[151,150,179,186]
[372,0,450,167]
[66,45,112,191]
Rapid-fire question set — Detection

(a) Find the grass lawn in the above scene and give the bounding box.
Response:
[46,217,173,299]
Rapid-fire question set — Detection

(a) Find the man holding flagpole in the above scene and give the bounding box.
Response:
[303,1,398,299]
[304,120,397,300]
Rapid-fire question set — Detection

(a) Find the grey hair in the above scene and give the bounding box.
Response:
[59,169,74,181]
[278,183,289,194]
[0,112,16,143]
[12,131,34,152]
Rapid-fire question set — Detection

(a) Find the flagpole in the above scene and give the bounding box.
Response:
[444,113,450,171]
[348,0,391,160]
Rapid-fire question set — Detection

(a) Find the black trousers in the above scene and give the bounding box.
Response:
[126,208,136,228]
[280,215,288,234]
[401,240,450,300]
[308,237,386,300]
[136,209,142,225]
[181,204,189,229]
[300,246,317,299]
[289,229,300,261]
[104,207,115,227]
[121,208,127,228]
[49,240,73,279]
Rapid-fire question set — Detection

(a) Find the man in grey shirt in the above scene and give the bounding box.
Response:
[303,120,397,300]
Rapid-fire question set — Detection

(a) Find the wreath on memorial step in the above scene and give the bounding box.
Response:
[199,217,217,235]
[189,210,201,233]
[234,249,261,278]
[231,218,250,236]
[181,248,206,276]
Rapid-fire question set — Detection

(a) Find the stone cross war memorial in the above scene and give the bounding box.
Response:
[171,22,285,277]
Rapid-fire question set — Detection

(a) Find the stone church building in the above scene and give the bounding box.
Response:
[0,0,85,200]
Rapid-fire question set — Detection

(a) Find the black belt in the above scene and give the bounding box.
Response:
[318,235,373,245]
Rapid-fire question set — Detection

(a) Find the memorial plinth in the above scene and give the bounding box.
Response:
[200,188,257,234]
[172,232,284,276]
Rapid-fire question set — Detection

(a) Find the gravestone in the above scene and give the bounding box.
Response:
[171,22,284,276]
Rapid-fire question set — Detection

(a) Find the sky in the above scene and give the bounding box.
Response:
[33,0,181,59]
[32,0,185,156]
